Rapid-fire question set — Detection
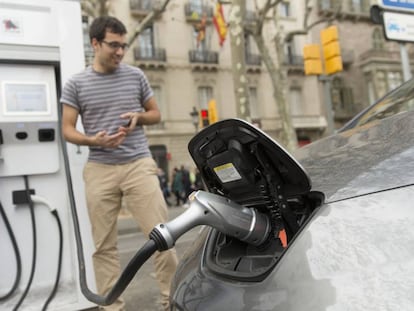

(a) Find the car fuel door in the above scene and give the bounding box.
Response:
[188,119,312,240]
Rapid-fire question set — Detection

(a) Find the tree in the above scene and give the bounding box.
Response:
[228,0,250,120]
[80,0,171,46]
[127,0,171,46]
[81,0,110,18]
[240,0,341,151]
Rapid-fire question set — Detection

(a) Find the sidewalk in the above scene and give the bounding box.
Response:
[117,205,187,235]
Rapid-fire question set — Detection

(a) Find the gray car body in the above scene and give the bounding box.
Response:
[171,109,414,311]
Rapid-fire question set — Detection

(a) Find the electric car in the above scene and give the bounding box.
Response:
[169,110,414,310]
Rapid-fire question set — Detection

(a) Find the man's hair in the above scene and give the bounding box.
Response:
[89,16,127,43]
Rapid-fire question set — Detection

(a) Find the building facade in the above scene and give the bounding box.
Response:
[81,0,412,179]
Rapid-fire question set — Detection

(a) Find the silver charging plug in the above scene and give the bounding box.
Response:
[152,190,271,250]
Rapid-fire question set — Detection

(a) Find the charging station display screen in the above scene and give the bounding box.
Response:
[2,82,50,115]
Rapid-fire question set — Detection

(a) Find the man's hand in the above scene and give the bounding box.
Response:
[94,130,126,148]
[120,112,139,133]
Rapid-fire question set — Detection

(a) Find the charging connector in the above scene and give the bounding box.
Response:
[150,190,271,251]
[12,189,35,205]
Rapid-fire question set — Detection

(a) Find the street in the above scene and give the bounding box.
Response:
[118,207,200,311]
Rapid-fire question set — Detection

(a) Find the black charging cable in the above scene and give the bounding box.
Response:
[0,201,22,301]
[13,175,37,311]
[41,207,63,311]
[60,136,160,306]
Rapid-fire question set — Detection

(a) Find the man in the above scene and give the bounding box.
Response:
[61,16,178,311]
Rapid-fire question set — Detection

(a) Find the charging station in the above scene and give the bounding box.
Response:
[0,0,96,310]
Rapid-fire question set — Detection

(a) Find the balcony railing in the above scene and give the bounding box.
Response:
[246,53,262,66]
[189,50,218,64]
[348,0,370,15]
[282,55,304,66]
[130,0,156,16]
[359,48,402,62]
[184,3,213,21]
[133,47,166,62]
[318,0,370,20]
[318,0,341,12]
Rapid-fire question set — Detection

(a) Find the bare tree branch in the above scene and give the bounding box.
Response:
[81,1,98,19]
[255,0,281,35]
[284,1,343,43]
[81,0,110,19]
[128,0,171,47]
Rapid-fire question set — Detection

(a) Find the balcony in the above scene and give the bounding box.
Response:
[246,52,262,72]
[318,0,371,21]
[282,54,304,74]
[130,0,158,17]
[359,48,403,64]
[133,47,167,69]
[318,0,341,13]
[189,50,219,71]
[348,0,370,17]
[184,3,213,22]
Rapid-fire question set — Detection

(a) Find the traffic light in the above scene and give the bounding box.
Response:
[200,109,209,127]
[321,25,343,75]
[303,44,323,75]
[208,99,218,124]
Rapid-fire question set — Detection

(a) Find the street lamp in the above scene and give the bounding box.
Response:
[189,106,199,133]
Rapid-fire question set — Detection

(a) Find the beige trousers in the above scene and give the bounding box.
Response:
[83,157,178,311]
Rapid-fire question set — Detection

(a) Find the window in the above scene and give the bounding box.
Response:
[351,0,369,13]
[289,87,302,116]
[331,77,354,114]
[244,33,260,65]
[279,2,291,17]
[376,71,387,99]
[388,72,402,91]
[249,87,259,119]
[198,86,213,109]
[374,70,402,99]
[320,0,332,10]
[82,16,93,65]
[152,86,163,114]
[139,25,155,57]
[189,0,203,15]
[284,41,296,64]
[141,0,152,11]
[351,0,362,13]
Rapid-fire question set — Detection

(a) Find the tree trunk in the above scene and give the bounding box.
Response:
[254,34,298,151]
[228,0,250,120]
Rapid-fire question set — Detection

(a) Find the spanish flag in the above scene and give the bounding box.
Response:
[213,2,227,46]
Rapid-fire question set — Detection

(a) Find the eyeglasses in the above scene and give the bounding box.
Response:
[101,40,129,51]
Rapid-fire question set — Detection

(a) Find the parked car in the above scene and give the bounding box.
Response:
[339,78,414,132]
[170,111,414,310]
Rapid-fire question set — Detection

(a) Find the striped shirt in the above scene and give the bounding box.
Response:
[60,63,153,164]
